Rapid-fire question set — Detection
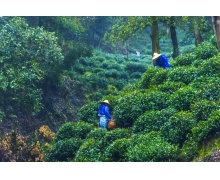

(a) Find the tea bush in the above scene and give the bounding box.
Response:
[126,131,180,162]
[86,128,107,140]
[180,110,220,161]
[74,128,131,162]
[54,121,94,142]
[198,55,220,77]
[132,108,178,134]
[180,138,199,161]
[194,42,218,60]
[138,67,161,89]
[140,91,169,111]
[46,138,83,162]
[150,68,169,85]
[78,101,99,126]
[160,111,197,144]
[124,62,146,74]
[104,138,131,162]
[74,139,102,162]
[113,91,144,128]
[168,86,200,111]
[99,128,131,149]
[167,66,199,84]
[157,81,185,94]
[172,53,196,66]
[190,100,219,121]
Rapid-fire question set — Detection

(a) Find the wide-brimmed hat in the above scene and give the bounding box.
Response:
[101,100,110,106]
[152,53,161,60]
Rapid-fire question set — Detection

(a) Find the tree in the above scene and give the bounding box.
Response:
[212,16,220,52]
[0,17,64,127]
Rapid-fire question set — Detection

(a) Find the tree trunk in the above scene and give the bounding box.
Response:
[169,17,179,59]
[150,20,159,55]
[212,16,220,52]
[194,29,203,47]
[193,17,204,47]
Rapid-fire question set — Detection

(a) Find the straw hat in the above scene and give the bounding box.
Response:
[152,53,161,60]
[101,100,110,106]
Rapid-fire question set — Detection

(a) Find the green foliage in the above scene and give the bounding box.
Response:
[138,67,162,89]
[198,55,220,76]
[167,66,199,84]
[180,110,220,161]
[46,138,83,162]
[0,17,65,118]
[74,139,102,162]
[150,68,169,85]
[113,91,143,128]
[160,111,197,144]
[172,53,196,66]
[74,128,130,162]
[55,121,94,142]
[78,101,99,126]
[132,108,178,134]
[140,91,168,111]
[86,128,107,140]
[194,42,218,60]
[168,86,200,111]
[124,62,146,74]
[100,128,131,148]
[157,81,185,94]
[126,131,180,162]
[104,138,131,162]
[190,100,219,121]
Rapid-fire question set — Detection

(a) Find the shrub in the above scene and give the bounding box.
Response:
[167,66,199,84]
[130,72,142,79]
[160,111,197,144]
[86,128,107,140]
[132,108,178,134]
[140,91,169,111]
[55,121,94,142]
[168,86,200,111]
[157,81,185,94]
[124,62,146,73]
[190,100,219,121]
[104,138,131,162]
[46,138,83,162]
[181,110,220,161]
[78,101,99,126]
[194,42,218,60]
[99,128,131,149]
[126,131,180,162]
[105,69,120,78]
[173,53,196,66]
[74,139,102,162]
[180,138,199,162]
[138,67,160,89]
[150,68,169,85]
[113,91,144,128]
[198,55,220,76]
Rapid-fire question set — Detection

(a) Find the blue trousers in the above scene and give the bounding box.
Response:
[98,116,109,129]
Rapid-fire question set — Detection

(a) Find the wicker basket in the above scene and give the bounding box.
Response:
[107,119,117,130]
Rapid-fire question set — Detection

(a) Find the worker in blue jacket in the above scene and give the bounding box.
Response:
[152,52,170,69]
[98,100,112,129]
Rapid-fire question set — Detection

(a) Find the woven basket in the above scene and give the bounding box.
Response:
[107,119,117,130]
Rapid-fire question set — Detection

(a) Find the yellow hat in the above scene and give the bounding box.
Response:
[101,100,110,106]
[152,53,161,60]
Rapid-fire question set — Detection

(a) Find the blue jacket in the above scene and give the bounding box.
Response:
[155,55,170,68]
[98,104,112,119]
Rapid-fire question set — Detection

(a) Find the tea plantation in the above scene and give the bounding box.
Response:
[44,42,220,162]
